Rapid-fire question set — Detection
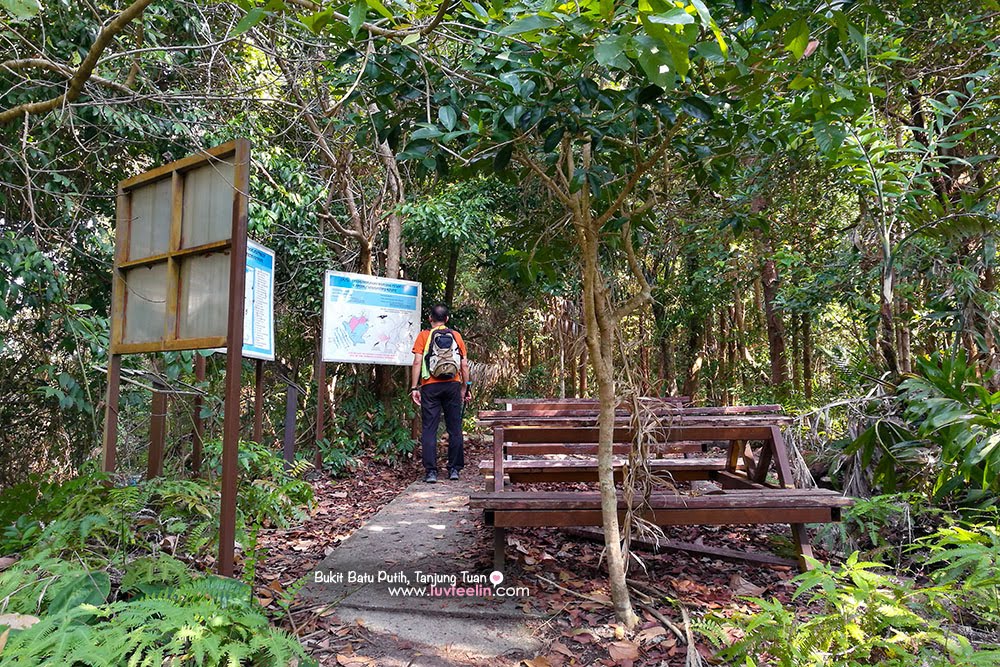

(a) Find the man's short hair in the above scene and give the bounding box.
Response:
[429,304,450,323]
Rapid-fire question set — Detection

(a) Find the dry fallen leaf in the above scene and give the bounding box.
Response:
[729,574,766,597]
[520,657,552,667]
[549,641,574,657]
[608,640,640,662]
[637,626,667,643]
[0,614,40,631]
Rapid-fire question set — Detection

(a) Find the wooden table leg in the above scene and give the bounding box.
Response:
[791,523,815,572]
[493,527,507,572]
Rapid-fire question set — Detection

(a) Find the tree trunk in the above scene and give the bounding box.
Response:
[983,266,1000,391]
[682,315,704,400]
[879,265,899,375]
[719,307,730,405]
[761,253,789,389]
[579,226,637,629]
[752,276,764,332]
[444,244,459,307]
[791,314,801,394]
[578,347,588,396]
[802,314,813,400]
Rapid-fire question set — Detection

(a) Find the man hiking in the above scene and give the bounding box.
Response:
[410,304,471,483]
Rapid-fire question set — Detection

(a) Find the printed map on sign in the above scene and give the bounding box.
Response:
[322,272,422,366]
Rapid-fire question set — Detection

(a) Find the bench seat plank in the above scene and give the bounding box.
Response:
[469,489,851,510]
[488,507,839,527]
[477,458,729,472]
[478,456,730,483]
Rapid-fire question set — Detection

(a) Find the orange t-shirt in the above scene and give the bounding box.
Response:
[412,327,468,385]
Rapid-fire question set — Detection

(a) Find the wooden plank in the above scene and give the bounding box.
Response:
[478,458,729,472]
[499,425,776,443]
[492,426,504,493]
[217,137,251,579]
[110,188,128,348]
[101,354,122,473]
[480,405,784,419]
[120,140,239,190]
[770,426,796,489]
[565,528,799,568]
[147,386,167,479]
[113,336,228,355]
[495,397,690,405]
[754,444,774,484]
[469,490,853,511]
[163,171,183,342]
[712,471,770,490]
[491,506,839,527]
[117,238,232,270]
[479,415,794,428]
[480,458,729,484]
[505,443,704,456]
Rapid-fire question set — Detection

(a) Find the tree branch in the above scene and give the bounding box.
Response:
[0,0,156,125]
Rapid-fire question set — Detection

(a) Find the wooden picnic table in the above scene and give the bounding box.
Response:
[469,401,851,571]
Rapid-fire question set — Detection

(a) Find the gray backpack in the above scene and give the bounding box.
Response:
[425,328,461,380]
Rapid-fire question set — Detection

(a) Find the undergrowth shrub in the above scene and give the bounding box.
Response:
[0,437,319,665]
[815,493,942,568]
[320,388,416,474]
[0,554,313,666]
[918,509,1000,629]
[699,553,1000,666]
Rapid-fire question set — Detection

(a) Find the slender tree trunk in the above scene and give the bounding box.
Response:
[557,303,567,399]
[719,306,730,405]
[579,226,637,629]
[761,253,789,389]
[752,276,764,332]
[983,266,1000,391]
[791,314,801,394]
[802,314,813,400]
[682,316,704,400]
[879,265,899,375]
[444,244,459,307]
[578,347,588,396]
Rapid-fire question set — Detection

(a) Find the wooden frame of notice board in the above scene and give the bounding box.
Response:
[102,139,250,577]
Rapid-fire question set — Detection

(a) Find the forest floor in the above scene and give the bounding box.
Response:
[254,435,819,666]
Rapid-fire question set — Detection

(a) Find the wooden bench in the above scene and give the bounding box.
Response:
[470,423,851,570]
[477,405,793,484]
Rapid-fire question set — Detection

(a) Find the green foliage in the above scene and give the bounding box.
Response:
[701,553,1000,666]
[817,493,939,567]
[0,555,314,667]
[321,378,417,473]
[919,510,1000,628]
[898,352,1000,500]
[202,439,316,527]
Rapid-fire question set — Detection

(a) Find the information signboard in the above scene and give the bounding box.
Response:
[321,271,422,366]
[241,240,275,360]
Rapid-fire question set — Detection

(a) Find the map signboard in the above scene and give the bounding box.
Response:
[321,271,422,365]
[241,240,275,360]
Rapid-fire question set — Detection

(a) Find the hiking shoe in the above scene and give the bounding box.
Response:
[424,470,437,484]
[448,468,460,481]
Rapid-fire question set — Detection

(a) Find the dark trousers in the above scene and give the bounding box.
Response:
[420,381,464,472]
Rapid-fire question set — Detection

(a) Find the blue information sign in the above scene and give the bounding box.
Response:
[241,240,275,360]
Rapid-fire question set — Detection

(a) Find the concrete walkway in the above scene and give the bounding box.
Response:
[298,477,541,665]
